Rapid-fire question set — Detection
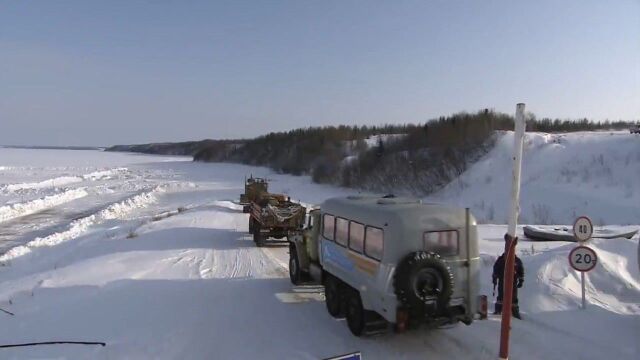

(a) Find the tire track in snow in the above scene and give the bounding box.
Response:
[194,236,286,280]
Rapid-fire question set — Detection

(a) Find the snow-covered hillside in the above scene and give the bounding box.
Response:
[0,146,638,359]
[432,131,640,225]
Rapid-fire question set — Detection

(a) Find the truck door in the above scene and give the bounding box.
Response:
[305,210,320,262]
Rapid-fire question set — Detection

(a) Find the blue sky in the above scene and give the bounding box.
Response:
[1,0,638,146]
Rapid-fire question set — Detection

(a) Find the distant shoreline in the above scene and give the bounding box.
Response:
[0,145,105,151]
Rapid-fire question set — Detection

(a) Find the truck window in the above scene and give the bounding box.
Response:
[424,231,458,256]
[335,218,349,247]
[323,214,335,240]
[349,221,365,253]
[365,226,383,260]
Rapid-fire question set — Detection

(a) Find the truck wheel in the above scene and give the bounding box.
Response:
[324,274,342,318]
[394,251,454,315]
[289,244,302,285]
[346,289,365,336]
[253,225,264,247]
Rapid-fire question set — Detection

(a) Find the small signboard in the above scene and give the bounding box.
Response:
[324,352,362,360]
[573,216,593,242]
[569,245,598,272]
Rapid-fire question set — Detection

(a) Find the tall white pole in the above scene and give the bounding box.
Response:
[499,103,526,360]
[507,103,526,237]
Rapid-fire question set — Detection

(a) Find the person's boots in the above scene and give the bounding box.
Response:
[512,305,521,319]
[493,302,502,315]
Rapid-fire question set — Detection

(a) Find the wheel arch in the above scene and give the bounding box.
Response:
[289,236,310,272]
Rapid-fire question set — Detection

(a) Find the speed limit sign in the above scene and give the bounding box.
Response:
[569,246,597,272]
[573,216,593,242]
[569,245,597,309]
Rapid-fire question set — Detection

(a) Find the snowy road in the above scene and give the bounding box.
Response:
[0,147,639,359]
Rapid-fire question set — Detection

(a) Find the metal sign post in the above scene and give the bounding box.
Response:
[499,103,526,360]
[581,272,585,309]
[570,216,596,310]
[569,245,597,309]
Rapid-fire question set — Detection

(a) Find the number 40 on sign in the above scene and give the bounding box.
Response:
[573,216,593,242]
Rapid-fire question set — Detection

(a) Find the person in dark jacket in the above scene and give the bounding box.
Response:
[492,240,525,319]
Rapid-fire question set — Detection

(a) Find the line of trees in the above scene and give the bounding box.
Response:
[194,110,515,194]
[525,116,636,133]
[121,110,638,196]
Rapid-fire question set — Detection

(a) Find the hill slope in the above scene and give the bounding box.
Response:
[431,131,640,225]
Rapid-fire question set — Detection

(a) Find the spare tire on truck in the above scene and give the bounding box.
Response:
[394,251,454,319]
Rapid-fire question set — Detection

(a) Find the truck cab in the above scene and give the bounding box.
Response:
[239,176,269,213]
[288,209,321,283]
[288,195,484,336]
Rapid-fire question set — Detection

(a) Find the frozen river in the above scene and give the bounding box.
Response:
[0,147,637,359]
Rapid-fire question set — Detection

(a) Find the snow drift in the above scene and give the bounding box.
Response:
[0,187,163,262]
[1,168,129,193]
[0,188,88,223]
[1,176,83,192]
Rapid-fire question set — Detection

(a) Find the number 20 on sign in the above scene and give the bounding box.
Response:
[569,246,597,272]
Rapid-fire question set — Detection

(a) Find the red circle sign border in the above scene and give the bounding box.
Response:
[573,216,594,242]
[568,245,597,272]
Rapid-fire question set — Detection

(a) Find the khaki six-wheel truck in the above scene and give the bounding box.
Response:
[240,177,306,247]
[287,195,484,336]
[248,193,306,247]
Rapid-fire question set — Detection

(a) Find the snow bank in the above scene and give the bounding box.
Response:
[0,187,163,262]
[0,188,88,223]
[1,168,129,194]
[584,238,640,314]
[100,188,160,220]
[211,200,244,211]
[82,167,128,180]
[0,215,98,261]
[2,176,83,192]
